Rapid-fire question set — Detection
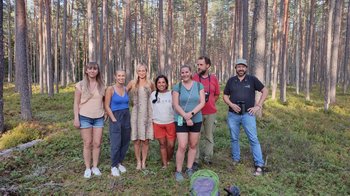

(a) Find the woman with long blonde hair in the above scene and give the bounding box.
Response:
[126,64,154,170]
[73,62,105,178]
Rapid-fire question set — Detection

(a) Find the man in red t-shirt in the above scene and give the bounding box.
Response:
[192,56,220,168]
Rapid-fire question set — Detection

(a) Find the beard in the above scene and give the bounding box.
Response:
[236,70,246,77]
[199,69,207,75]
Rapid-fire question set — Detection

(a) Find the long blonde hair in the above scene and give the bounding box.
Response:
[81,62,105,96]
[130,63,152,94]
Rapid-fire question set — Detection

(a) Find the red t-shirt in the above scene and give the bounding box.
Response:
[193,73,220,115]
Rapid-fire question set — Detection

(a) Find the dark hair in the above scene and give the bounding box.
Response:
[198,56,211,66]
[152,75,169,104]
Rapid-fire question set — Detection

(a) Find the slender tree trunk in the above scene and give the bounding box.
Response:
[343,0,350,93]
[271,0,281,100]
[16,0,32,120]
[115,0,120,70]
[61,0,67,86]
[242,0,248,59]
[39,0,44,93]
[158,0,165,74]
[88,0,97,63]
[279,0,289,103]
[305,0,315,101]
[167,0,173,87]
[325,0,336,111]
[54,0,59,93]
[295,0,301,94]
[45,0,53,97]
[330,0,343,103]
[7,0,12,83]
[102,0,109,84]
[200,0,207,56]
[124,0,131,81]
[0,0,4,132]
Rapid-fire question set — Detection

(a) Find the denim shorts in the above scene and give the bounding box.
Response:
[79,115,104,129]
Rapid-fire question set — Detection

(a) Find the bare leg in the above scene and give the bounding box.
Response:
[158,138,168,167]
[187,132,200,169]
[134,140,142,170]
[80,128,93,169]
[92,127,103,168]
[166,138,175,163]
[141,139,149,169]
[176,133,188,172]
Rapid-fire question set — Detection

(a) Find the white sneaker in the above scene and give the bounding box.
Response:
[111,167,120,177]
[84,168,91,178]
[118,164,127,173]
[91,167,102,176]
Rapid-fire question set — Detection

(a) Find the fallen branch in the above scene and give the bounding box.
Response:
[0,139,43,157]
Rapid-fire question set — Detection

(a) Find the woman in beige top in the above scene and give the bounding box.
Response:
[126,64,154,170]
[73,62,105,178]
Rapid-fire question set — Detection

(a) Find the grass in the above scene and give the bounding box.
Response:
[1,83,350,195]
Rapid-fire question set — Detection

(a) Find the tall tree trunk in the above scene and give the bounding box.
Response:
[200,0,207,56]
[158,0,165,74]
[39,0,44,93]
[7,0,12,83]
[45,0,53,97]
[330,0,343,103]
[343,0,350,93]
[295,0,301,94]
[0,0,4,132]
[124,0,131,81]
[115,0,120,70]
[242,0,248,59]
[279,0,289,103]
[16,0,32,120]
[88,0,97,63]
[325,0,336,111]
[54,0,59,93]
[271,0,281,100]
[305,0,315,101]
[167,0,173,87]
[61,0,67,86]
[102,0,109,84]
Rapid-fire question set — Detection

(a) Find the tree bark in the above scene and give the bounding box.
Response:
[7,0,12,83]
[167,0,173,87]
[61,0,67,86]
[124,0,131,81]
[279,0,289,103]
[88,0,97,63]
[305,0,315,101]
[54,0,59,93]
[325,0,336,111]
[343,0,350,93]
[45,0,53,97]
[158,0,165,74]
[0,0,4,132]
[16,0,32,120]
[200,0,207,56]
[330,0,343,103]
[242,0,248,59]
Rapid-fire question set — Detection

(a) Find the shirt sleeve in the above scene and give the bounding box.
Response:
[253,76,264,91]
[172,83,180,93]
[199,82,204,90]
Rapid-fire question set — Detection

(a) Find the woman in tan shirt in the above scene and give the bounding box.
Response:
[73,62,105,178]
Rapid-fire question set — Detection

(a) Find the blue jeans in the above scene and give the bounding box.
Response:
[109,109,131,167]
[227,112,264,167]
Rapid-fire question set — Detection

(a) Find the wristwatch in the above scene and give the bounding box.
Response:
[191,112,195,116]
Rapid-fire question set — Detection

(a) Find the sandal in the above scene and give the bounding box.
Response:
[254,166,263,176]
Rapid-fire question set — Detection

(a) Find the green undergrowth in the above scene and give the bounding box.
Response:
[0,83,349,195]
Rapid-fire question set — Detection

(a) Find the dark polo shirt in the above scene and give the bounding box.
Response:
[223,74,264,113]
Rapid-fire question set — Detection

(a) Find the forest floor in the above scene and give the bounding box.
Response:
[0,83,349,195]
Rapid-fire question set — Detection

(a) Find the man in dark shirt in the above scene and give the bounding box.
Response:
[223,58,268,176]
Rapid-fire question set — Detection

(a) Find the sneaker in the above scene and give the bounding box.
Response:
[192,162,200,171]
[111,167,120,177]
[254,166,263,176]
[175,171,184,182]
[91,167,102,176]
[84,168,91,178]
[118,164,127,173]
[185,168,194,178]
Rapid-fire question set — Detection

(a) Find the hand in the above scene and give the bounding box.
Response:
[183,112,192,120]
[111,118,117,122]
[73,118,80,129]
[230,104,241,113]
[186,119,194,126]
[248,105,261,115]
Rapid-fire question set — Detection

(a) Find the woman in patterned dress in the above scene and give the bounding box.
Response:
[127,64,155,170]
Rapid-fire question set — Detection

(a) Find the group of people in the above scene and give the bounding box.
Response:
[73,56,268,182]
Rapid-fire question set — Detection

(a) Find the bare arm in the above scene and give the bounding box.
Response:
[73,86,82,128]
[126,80,134,92]
[247,87,269,115]
[104,86,117,122]
[172,90,187,118]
